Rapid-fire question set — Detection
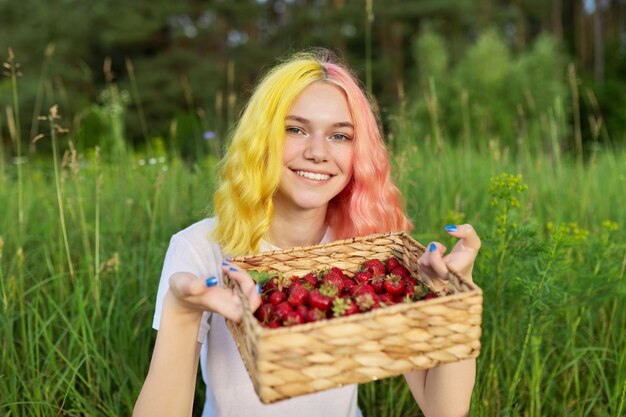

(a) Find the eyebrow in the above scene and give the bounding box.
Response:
[285,115,354,129]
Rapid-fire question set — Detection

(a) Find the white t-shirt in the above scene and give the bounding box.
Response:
[152,218,361,417]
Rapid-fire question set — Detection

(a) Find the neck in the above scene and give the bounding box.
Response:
[267,204,328,249]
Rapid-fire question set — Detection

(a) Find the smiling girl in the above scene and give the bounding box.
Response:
[134,49,480,417]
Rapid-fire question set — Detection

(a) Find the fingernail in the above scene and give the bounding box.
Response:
[429,243,437,253]
[256,283,262,294]
[205,276,218,287]
[444,224,458,232]
[229,267,237,272]
[222,260,231,265]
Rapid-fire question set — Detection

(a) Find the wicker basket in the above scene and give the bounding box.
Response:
[225,231,482,404]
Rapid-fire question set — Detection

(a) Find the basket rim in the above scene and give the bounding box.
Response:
[229,230,417,263]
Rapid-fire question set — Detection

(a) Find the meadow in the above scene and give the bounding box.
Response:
[1,54,626,417]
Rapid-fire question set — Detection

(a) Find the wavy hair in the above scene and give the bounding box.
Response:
[213,49,412,256]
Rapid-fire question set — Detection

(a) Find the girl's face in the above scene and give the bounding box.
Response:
[274,81,355,214]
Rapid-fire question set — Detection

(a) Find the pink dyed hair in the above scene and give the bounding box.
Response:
[322,61,413,238]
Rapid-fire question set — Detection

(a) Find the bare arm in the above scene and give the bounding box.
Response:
[404,224,481,416]
[134,264,261,416]
[404,359,476,417]
[134,291,203,417]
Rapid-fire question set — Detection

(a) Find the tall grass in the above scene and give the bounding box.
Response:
[1,51,625,417]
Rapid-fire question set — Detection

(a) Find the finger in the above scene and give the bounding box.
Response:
[200,287,245,322]
[423,242,449,278]
[169,272,208,297]
[444,224,481,253]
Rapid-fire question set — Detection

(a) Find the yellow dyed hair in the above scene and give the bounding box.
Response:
[213,53,325,256]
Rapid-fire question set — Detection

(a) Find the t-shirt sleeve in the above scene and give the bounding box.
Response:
[152,233,215,343]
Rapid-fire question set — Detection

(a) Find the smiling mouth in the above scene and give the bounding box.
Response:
[293,170,332,181]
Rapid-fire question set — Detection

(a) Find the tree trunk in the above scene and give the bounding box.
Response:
[593,0,604,83]
[551,0,563,41]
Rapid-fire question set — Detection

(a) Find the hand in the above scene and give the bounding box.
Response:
[417,224,481,292]
[167,263,262,323]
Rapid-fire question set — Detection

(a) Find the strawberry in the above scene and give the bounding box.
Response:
[383,274,405,296]
[403,283,415,300]
[307,308,328,322]
[378,293,396,306]
[295,304,310,320]
[287,286,309,307]
[283,310,305,326]
[302,272,318,288]
[389,265,411,279]
[386,257,401,272]
[332,297,358,317]
[309,289,333,311]
[266,320,281,328]
[341,278,356,295]
[355,292,379,312]
[424,292,438,300]
[354,271,372,284]
[268,291,286,305]
[352,283,376,298]
[322,268,343,290]
[362,259,386,277]
[332,297,359,317]
[370,274,385,293]
[413,282,430,299]
[254,303,274,323]
[275,302,293,321]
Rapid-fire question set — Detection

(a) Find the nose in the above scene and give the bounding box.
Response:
[303,133,329,163]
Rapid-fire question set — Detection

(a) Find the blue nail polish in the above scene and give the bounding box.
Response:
[429,243,437,253]
[229,267,237,272]
[444,224,458,232]
[205,276,218,287]
[222,259,231,265]
[256,283,262,294]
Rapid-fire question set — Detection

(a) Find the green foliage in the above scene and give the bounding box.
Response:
[407,29,569,152]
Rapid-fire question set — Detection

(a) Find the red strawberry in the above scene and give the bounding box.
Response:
[389,265,411,279]
[263,278,279,293]
[386,257,401,272]
[383,274,405,296]
[332,297,359,317]
[283,310,305,326]
[370,274,385,293]
[295,304,310,320]
[254,303,274,323]
[307,308,328,322]
[309,289,333,311]
[378,293,396,306]
[269,291,286,305]
[424,292,438,300]
[362,259,386,277]
[341,278,356,295]
[352,283,376,298]
[302,272,318,288]
[355,292,379,312]
[322,268,344,289]
[275,302,293,321]
[403,283,415,300]
[288,286,310,307]
[354,271,372,284]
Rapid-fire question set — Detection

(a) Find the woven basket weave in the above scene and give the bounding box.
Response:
[225,231,482,404]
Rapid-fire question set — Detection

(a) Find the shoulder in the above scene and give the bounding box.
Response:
[171,217,219,247]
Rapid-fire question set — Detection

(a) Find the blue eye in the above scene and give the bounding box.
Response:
[286,126,304,135]
[330,133,352,141]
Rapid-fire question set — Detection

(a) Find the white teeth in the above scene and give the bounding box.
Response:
[295,170,331,181]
